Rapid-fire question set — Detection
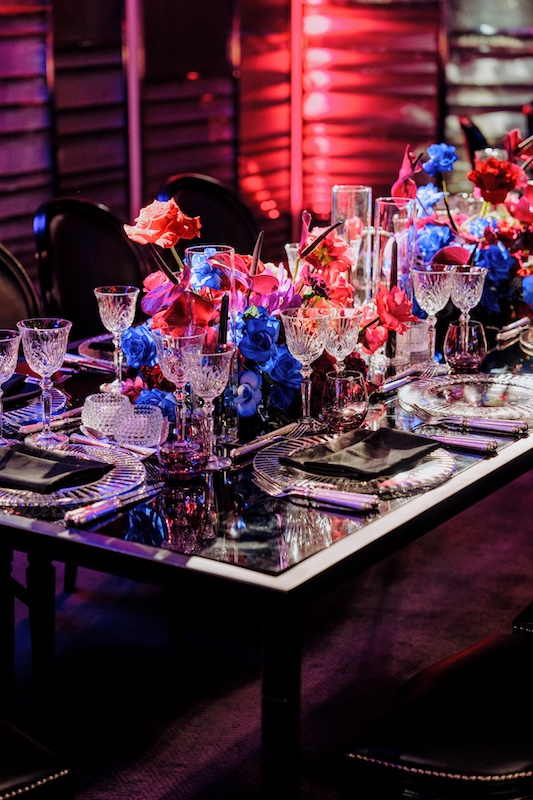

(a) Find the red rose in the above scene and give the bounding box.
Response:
[124,198,201,248]
[466,158,523,204]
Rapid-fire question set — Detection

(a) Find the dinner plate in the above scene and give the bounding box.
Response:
[253,434,456,499]
[519,325,533,357]
[398,374,533,420]
[0,443,146,509]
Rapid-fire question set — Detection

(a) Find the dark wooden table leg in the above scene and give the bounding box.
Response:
[0,544,15,712]
[261,597,302,799]
[26,552,56,709]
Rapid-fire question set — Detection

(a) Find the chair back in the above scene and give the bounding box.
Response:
[158,173,259,257]
[0,242,42,329]
[34,197,151,341]
[459,116,489,168]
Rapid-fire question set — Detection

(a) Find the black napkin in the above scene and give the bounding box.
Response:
[2,373,27,396]
[279,427,440,479]
[0,443,112,493]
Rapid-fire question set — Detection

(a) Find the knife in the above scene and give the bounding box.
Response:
[230,422,299,460]
[64,483,164,526]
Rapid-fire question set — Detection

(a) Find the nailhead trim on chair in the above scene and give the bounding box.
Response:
[0,768,70,799]
[349,753,533,783]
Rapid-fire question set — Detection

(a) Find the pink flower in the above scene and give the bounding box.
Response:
[374,283,417,334]
[124,198,201,248]
[121,375,147,402]
[391,145,423,198]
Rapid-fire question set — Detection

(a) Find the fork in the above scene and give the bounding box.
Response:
[411,403,528,436]
[253,472,379,513]
[417,361,450,381]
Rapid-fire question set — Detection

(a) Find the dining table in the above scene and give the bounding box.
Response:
[1,332,533,799]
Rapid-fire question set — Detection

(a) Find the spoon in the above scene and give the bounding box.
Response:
[70,426,156,458]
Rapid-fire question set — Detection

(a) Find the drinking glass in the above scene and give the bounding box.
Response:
[0,330,21,446]
[17,318,72,447]
[182,343,235,471]
[324,308,362,373]
[331,184,372,303]
[94,285,140,393]
[280,307,331,431]
[450,266,488,327]
[410,265,455,370]
[151,326,206,440]
[322,370,368,433]
[444,320,487,374]
[372,197,416,296]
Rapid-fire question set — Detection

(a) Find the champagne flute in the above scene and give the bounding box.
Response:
[182,342,235,471]
[280,307,331,431]
[0,330,21,446]
[324,308,363,373]
[94,285,140,393]
[410,265,455,375]
[17,318,72,447]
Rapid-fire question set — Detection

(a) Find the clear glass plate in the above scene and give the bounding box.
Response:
[253,434,456,499]
[3,387,67,427]
[519,326,533,357]
[398,374,533,420]
[0,443,146,509]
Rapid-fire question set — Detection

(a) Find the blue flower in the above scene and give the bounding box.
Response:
[135,388,176,423]
[416,222,454,264]
[422,143,459,177]
[523,275,533,310]
[416,182,445,216]
[235,370,262,417]
[476,242,515,315]
[239,313,280,363]
[267,383,298,411]
[121,322,157,370]
[188,247,224,291]
[264,344,302,390]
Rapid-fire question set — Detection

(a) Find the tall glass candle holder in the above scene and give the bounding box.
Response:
[331,184,372,304]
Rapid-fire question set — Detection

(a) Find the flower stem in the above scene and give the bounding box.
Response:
[150,244,180,284]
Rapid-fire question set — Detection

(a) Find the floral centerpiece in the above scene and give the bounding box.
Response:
[392,131,533,327]
[120,198,415,437]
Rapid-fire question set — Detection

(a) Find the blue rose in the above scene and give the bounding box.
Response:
[416,182,445,216]
[239,315,280,363]
[264,344,302,389]
[135,388,176,423]
[416,222,454,264]
[422,143,458,176]
[267,382,298,411]
[523,276,533,310]
[188,247,224,291]
[235,370,262,417]
[121,322,157,370]
[476,243,516,315]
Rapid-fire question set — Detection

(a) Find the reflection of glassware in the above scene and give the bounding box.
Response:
[0,330,20,446]
[372,197,416,296]
[280,507,332,568]
[280,307,330,431]
[411,265,455,367]
[322,370,368,433]
[94,285,139,393]
[331,184,372,303]
[159,475,218,554]
[444,320,487,374]
[450,266,488,327]
[17,318,72,447]
[151,326,206,440]
[182,343,235,471]
[324,308,362,372]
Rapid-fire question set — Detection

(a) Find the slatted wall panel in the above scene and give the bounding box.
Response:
[301,0,444,221]
[239,0,293,262]
[51,0,130,221]
[0,4,53,282]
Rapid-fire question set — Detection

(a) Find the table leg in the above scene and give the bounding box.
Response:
[0,544,15,711]
[26,553,56,708]
[261,598,302,799]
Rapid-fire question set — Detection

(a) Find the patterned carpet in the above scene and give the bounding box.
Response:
[11,470,533,798]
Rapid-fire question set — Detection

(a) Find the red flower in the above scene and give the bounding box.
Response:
[391,145,423,199]
[374,283,417,334]
[466,158,524,204]
[124,198,201,248]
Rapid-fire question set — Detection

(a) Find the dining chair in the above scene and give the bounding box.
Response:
[33,197,152,341]
[0,241,42,328]
[346,631,533,799]
[459,116,490,169]
[157,172,260,256]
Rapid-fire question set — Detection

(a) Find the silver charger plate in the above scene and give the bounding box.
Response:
[3,387,67,428]
[398,374,533,420]
[253,434,456,499]
[0,443,146,509]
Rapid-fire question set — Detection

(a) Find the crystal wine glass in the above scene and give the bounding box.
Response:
[151,326,206,439]
[411,265,455,373]
[324,307,363,373]
[94,285,140,393]
[450,266,488,328]
[280,307,331,430]
[182,343,235,471]
[17,318,72,447]
[0,330,21,446]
